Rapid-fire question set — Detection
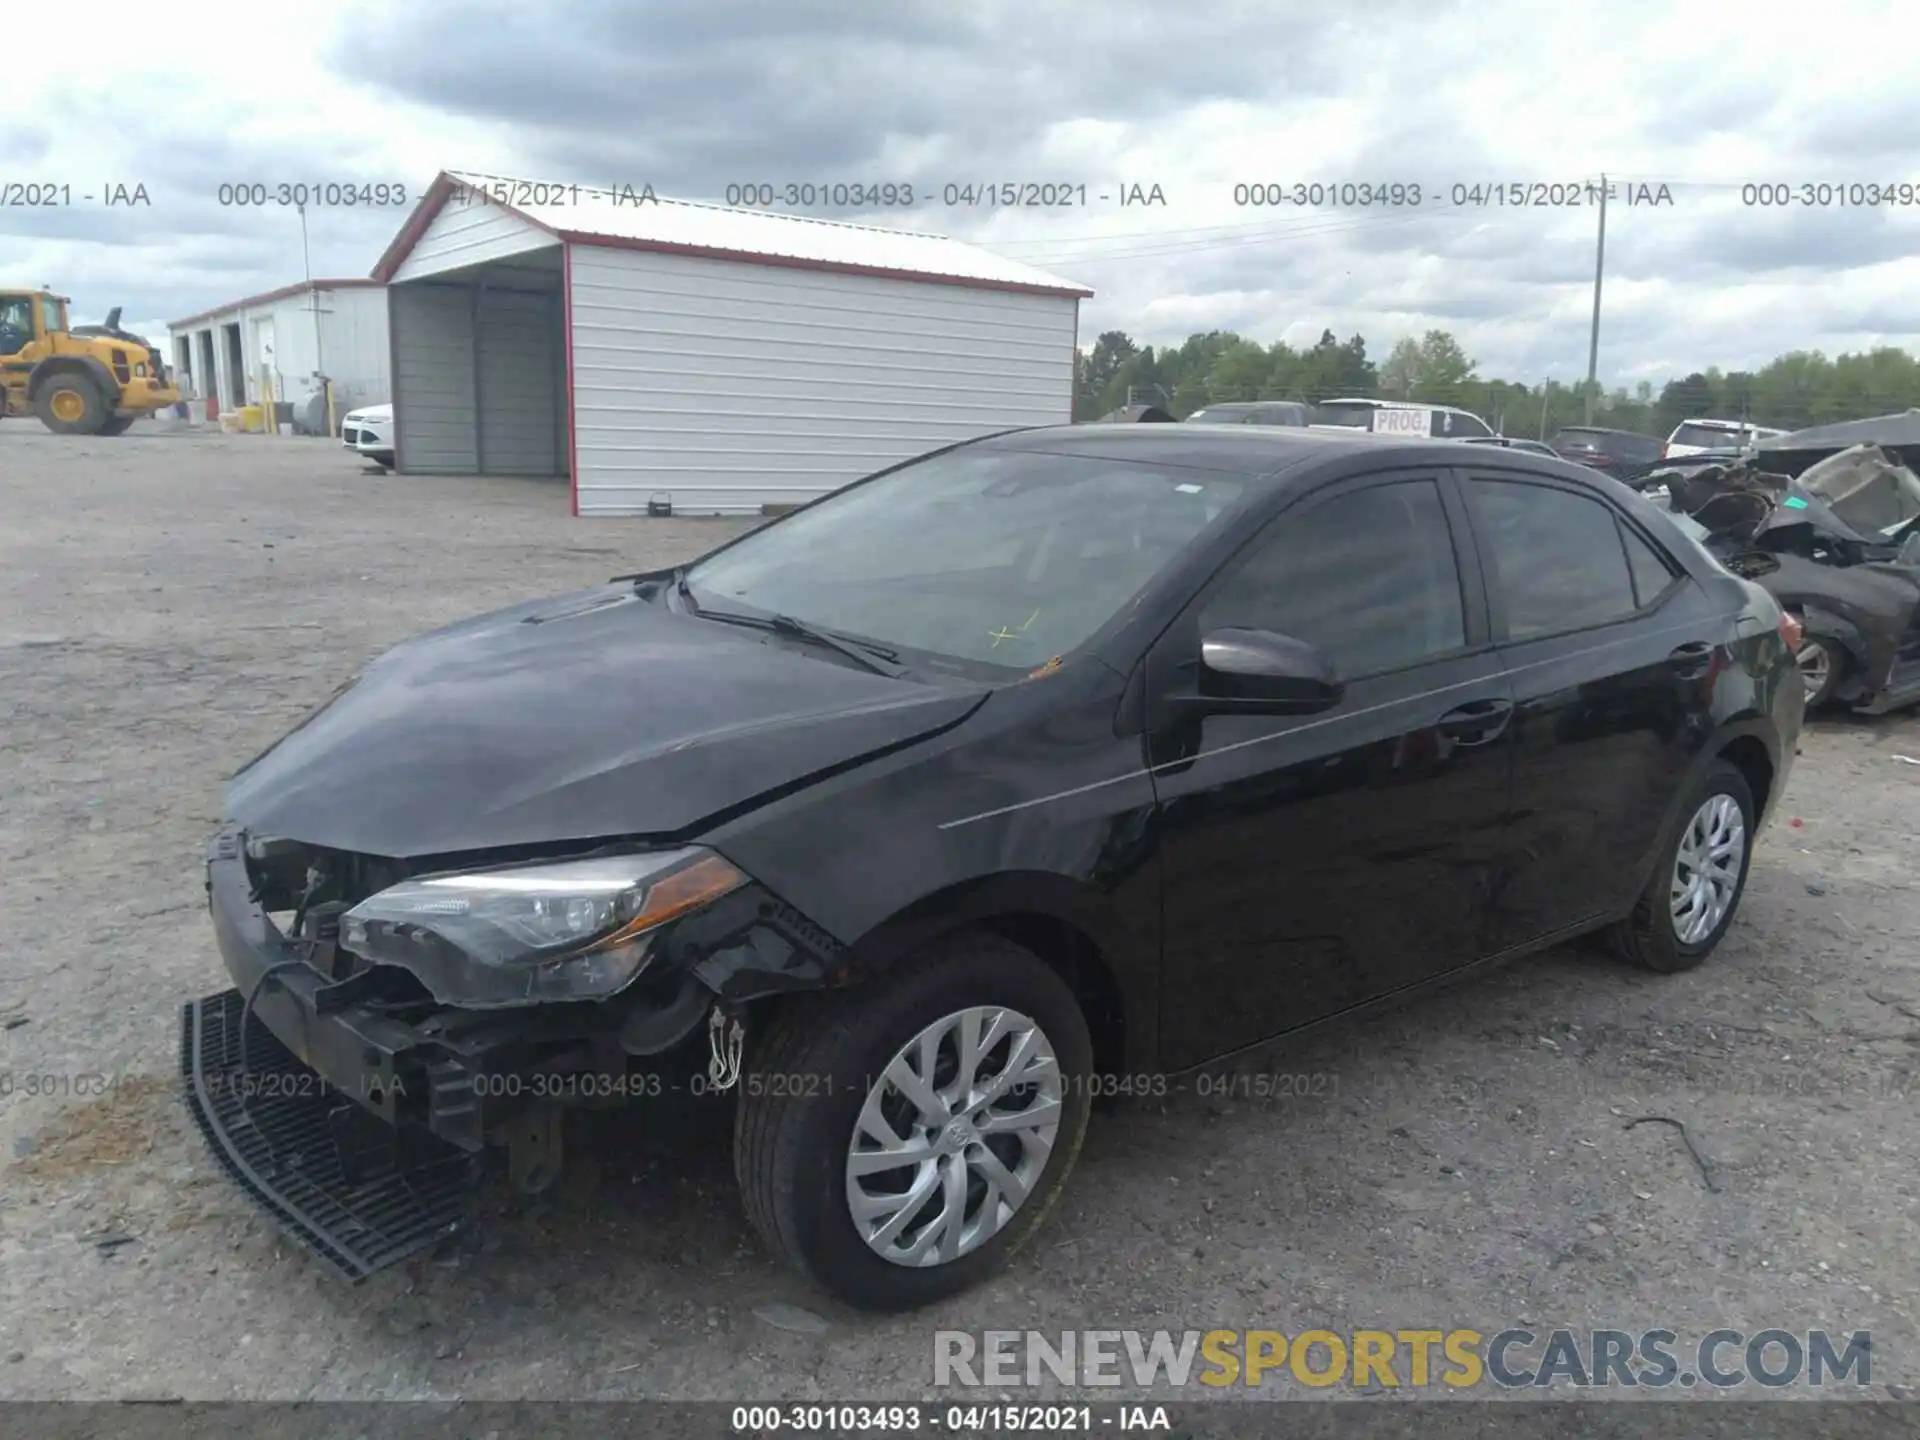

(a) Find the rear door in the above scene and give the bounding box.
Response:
[1148,469,1516,1067]
[1455,467,1730,950]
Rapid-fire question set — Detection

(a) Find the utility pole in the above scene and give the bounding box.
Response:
[299,202,331,435]
[1583,174,1609,426]
[1539,379,1552,440]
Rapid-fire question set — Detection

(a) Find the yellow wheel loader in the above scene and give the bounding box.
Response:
[0,290,180,435]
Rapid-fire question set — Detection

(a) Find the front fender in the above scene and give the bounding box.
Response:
[843,870,1160,1070]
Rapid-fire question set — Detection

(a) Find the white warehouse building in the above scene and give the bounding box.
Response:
[369,171,1092,516]
[166,281,390,424]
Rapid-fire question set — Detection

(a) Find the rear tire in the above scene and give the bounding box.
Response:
[36,376,109,435]
[1795,633,1845,708]
[1608,760,1756,973]
[734,932,1093,1311]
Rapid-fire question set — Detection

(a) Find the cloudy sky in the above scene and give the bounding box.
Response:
[7,0,1916,389]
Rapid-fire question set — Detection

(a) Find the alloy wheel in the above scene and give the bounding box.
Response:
[1670,792,1746,946]
[845,1005,1062,1267]
[1796,639,1832,703]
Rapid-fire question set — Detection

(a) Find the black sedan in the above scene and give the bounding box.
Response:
[185,424,1805,1311]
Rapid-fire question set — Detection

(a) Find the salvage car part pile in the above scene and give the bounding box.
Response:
[1646,444,1920,712]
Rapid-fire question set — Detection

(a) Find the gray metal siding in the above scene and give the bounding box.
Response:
[568,245,1078,516]
[391,283,476,474]
[477,288,562,475]
[392,200,558,283]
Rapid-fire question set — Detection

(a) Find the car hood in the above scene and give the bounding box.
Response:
[227,584,988,857]
[347,404,393,423]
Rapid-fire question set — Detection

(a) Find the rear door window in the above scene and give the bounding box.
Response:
[1467,478,1641,640]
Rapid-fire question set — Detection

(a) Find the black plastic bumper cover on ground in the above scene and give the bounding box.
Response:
[180,987,481,1282]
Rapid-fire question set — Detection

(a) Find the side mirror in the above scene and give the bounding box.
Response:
[1190,628,1344,713]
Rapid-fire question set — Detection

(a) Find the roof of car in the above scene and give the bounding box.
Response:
[981,421,1598,478]
[1673,417,1785,433]
[1319,397,1481,415]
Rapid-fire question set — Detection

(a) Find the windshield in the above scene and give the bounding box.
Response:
[684,447,1246,673]
[1799,447,1920,535]
[1672,422,1748,450]
[1313,402,1381,430]
[1185,408,1248,424]
[1550,428,1605,450]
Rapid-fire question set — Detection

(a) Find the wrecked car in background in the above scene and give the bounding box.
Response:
[1646,443,1920,710]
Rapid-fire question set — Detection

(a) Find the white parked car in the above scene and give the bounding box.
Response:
[341,404,393,469]
[1662,417,1787,460]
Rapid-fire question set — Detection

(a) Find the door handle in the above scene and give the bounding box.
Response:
[1668,640,1715,677]
[1436,697,1514,747]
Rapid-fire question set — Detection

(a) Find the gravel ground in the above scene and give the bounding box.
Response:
[1,424,1916,1409]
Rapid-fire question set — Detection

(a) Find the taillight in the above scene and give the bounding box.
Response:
[1659,442,1671,459]
[1778,611,1803,653]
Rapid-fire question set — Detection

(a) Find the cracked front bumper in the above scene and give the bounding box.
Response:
[179,988,479,1281]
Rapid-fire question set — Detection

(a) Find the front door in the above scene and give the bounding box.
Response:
[1148,471,1516,1069]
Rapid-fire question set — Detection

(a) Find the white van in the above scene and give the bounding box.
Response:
[1663,418,1788,460]
[1313,397,1496,439]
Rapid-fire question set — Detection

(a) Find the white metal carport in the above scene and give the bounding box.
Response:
[370,171,1092,515]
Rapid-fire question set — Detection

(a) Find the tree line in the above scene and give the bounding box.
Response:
[1075,327,1920,438]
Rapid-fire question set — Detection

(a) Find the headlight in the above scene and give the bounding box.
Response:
[339,848,746,1008]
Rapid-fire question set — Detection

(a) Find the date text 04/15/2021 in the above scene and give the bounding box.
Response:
[453,180,659,208]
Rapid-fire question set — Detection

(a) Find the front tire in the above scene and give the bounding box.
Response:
[98,414,135,436]
[734,932,1093,1311]
[36,376,109,435]
[1609,760,1756,973]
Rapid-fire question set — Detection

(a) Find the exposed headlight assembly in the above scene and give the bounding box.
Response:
[339,848,746,1008]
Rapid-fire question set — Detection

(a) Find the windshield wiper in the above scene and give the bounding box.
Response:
[694,605,909,678]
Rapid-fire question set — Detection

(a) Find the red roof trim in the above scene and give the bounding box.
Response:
[555,229,1093,298]
[371,172,456,283]
[167,279,383,330]
[368,170,1089,298]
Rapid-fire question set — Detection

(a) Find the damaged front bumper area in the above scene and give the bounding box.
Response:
[182,826,847,1281]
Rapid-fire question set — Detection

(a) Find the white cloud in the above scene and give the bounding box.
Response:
[6,0,1917,384]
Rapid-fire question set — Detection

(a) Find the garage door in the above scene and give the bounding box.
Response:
[478,288,561,476]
